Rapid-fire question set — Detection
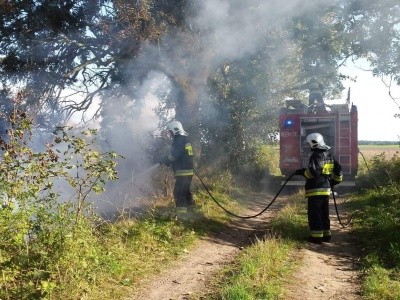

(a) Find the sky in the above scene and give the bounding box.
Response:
[339,61,400,142]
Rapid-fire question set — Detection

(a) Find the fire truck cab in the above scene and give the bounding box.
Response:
[279,99,358,186]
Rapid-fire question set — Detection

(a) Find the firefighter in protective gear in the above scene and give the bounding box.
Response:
[307,78,325,107]
[160,120,194,218]
[295,133,343,244]
[291,78,326,112]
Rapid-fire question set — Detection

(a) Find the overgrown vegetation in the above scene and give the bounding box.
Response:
[0,109,121,299]
[357,151,400,188]
[0,109,246,299]
[349,152,400,299]
[2,105,400,300]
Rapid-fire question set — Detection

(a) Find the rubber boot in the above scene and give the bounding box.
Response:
[175,207,188,221]
[306,236,323,244]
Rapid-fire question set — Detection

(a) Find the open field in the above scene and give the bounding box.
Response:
[358,144,400,159]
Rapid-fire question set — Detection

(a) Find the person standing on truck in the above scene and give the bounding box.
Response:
[290,78,326,112]
[307,78,325,109]
[294,133,343,244]
[159,120,195,220]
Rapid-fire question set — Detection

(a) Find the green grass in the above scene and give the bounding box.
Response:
[4,131,399,300]
[64,188,244,300]
[347,183,400,300]
[363,266,400,300]
[81,216,198,300]
[204,193,308,299]
[216,235,297,300]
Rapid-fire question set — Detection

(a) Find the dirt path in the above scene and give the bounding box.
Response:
[285,198,362,300]
[128,195,362,300]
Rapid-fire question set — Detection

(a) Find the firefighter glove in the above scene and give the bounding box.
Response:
[294,168,305,176]
[331,179,340,187]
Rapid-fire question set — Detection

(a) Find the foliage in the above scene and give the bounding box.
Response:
[348,181,400,299]
[350,185,400,269]
[202,52,282,173]
[252,144,281,176]
[363,266,400,300]
[357,152,400,188]
[225,143,282,191]
[1,1,400,183]
[51,126,120,219]
[347,151,400,298]
[0,109,120,299]
[0,110,247,299]
[337,1,400,84]
[0,0,184,118]
[287,3,349,99]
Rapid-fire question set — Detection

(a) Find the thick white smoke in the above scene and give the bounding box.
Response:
[94,0,337,213]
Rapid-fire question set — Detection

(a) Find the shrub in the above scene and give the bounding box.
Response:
[0,109,120,299]
[357,153,400,188]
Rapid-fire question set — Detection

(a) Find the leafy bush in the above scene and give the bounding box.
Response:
[0,109,120,299]
[253,144,281,177]
[231,143,281,191]
[357,153,400,188]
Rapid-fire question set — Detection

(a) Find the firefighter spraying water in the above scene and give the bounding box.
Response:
[138,163,161,176]
[159,120,195,220]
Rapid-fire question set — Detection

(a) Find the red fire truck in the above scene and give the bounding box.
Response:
[279,98,358,186]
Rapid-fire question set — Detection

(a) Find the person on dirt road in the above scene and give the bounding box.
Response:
[294,133,343,244]
[159,120,194,220]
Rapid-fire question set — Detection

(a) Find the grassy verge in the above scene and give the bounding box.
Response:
[57,188,242,300]
[204,193,309,299]
[73,184,246,299]
[347,184,400,300]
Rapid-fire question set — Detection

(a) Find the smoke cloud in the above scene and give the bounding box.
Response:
[92,0,343,212]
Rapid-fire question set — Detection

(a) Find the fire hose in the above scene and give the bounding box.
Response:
[194,167,353,227]
[330,182,353,228]
[194,167,293,219]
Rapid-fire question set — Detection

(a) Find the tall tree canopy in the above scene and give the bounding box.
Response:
[0,0,183,116]
[1,0,399,171]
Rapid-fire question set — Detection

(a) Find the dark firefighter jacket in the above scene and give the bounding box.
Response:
[165,134,193,176]
[308,81,324,97]
[300,149,343,197]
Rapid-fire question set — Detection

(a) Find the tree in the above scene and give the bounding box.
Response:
[337,1,400,84]
[1,0,400,175]
[0,0,182,119]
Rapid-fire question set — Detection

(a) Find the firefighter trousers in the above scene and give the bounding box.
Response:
[174,175,193,208]
[307,195,331,238]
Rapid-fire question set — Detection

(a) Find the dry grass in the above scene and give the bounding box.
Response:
[358,144,400,160]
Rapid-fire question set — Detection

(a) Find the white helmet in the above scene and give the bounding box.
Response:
[167,120,187,136]
[306,133,330,150]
